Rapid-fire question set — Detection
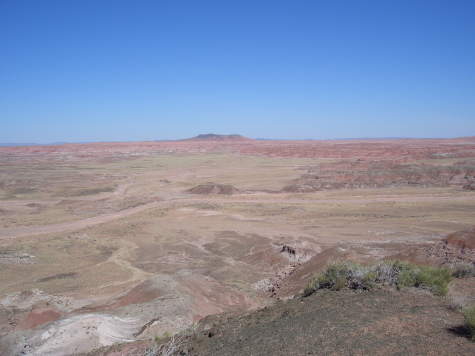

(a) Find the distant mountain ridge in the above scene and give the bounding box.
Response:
[184,134,251,141]
[2,135,473,147]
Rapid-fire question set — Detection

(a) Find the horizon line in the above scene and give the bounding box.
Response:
[1,135,475,147]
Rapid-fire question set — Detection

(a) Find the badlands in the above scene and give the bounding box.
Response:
[0,135,475,354]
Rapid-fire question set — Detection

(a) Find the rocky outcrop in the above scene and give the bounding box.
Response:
[185,134,250,141]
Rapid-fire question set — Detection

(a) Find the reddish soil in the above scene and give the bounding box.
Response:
[80,280,163,313]
[177,274,259,322]
[17,308,62,330]
[445,227,475,250]
[1,137,475,161]
[3,138,475,191]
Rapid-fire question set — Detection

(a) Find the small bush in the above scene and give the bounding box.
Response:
[463,306,475,341]
[397,268,418,289]
[305,262,376,295]
[304,260,452,296]
[154,331,172,345]
[374,260,405,285]
[451,263,475,278]
[415,266,452,296]
[315,263,350,290]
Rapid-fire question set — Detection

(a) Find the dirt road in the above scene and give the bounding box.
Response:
[1,193,474,240]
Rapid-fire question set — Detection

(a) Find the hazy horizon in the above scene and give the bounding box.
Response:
[2,133,475,146]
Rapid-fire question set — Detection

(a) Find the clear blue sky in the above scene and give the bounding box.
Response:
[1,0,474,143]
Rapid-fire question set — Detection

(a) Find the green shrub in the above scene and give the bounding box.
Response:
[154,331,171,344]
[317,263,350,290]
[304,263,346,295]
[305,262,376,295]
[380,261,451,296]
[415,266,452,296]
[359,270,377,290]
[397,268,418,289]
[463,306,475,341]
[304,260,452,297]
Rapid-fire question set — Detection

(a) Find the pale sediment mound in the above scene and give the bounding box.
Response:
[187,183,239,195]
[1,314,140,356]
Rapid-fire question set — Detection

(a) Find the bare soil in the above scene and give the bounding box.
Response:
[1,138,475,355]
[175,288,475,356]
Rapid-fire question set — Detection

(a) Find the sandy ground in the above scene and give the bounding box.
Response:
[0,138,474,355]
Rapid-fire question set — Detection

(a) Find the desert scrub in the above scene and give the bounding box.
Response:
[304,262,375,296]
[304,260,452,297]
[463,306,475,341]
[154,331,171,344]
[387,260,452,295]
[402,265,451,296]
[145,323,198,356]
[451,263,475,278]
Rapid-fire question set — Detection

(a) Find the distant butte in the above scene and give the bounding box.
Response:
[185,133,251,141]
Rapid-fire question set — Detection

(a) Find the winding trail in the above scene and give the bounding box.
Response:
[0,200,164,239]
[1,193,474,240]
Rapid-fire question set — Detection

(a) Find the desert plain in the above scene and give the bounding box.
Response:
[0,135,475,355]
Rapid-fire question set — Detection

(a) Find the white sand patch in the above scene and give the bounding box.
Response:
[30,314,140,355]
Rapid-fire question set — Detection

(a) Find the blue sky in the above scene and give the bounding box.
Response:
[1,0,474,143]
